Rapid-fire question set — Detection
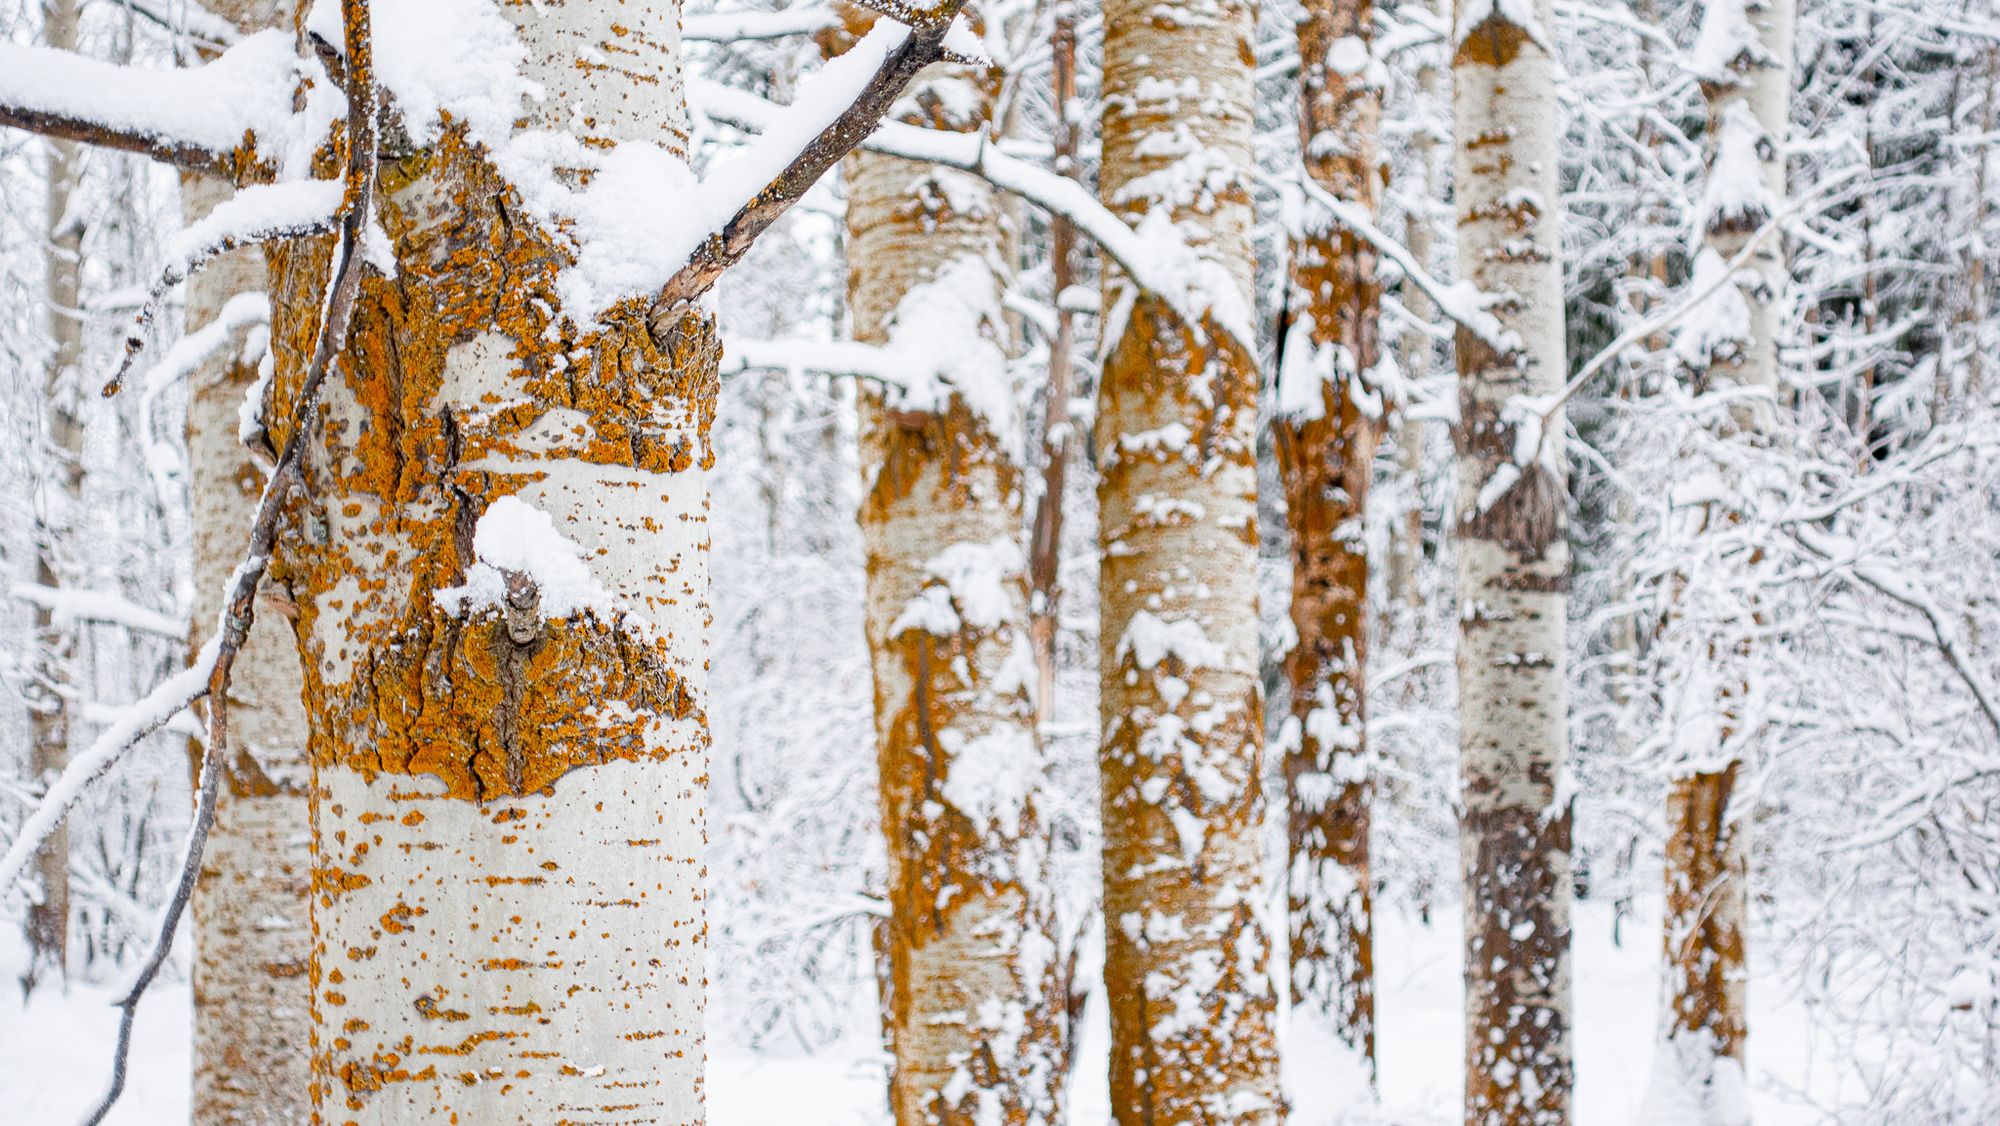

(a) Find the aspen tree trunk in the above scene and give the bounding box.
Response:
[1652,0,1794,1118]
[22,0,85,996]
[1451,2,1573,1122]
[264,7,715,1122]
[1026,0,1082,719]
[1276,0,1381,1088]
[1389,0,1442,611]
[1097,0,1280,1118]
[838,15,1067,1123]
[183,2,311,1118]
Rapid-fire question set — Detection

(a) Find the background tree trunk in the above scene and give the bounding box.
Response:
[1451,2,1574,1122]
[265,6,714,1121]
[183,2,311,1117]
[1653,0,1795,1118]
[1276,0,1381,1092]
[22,0,85,997]
[839,15,1068,1123]
[1095,0,1281,1118]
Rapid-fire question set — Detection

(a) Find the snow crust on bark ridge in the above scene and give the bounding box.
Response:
[435,495,615,620]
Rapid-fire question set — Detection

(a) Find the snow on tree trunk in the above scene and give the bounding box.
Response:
[263,6,713,1122]
[839,22,1067,1124]
[22,0,84,997]
[1275,0,1381,1096]
[182,6,310,1120]
[1451,2,1574,1122]
[1650,0,1794,1119]
[1095,0,1280,1118]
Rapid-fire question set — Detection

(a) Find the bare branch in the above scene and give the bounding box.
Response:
[652,8,966,313]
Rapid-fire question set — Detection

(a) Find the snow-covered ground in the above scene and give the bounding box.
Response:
[0,900,1851,1123]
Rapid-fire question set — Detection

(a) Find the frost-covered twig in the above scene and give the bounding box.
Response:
[1289,171,1508,345]
[1786,526,2000,743]
[105,181,341,396]
[1477,164,1871,506]
[653,4,970,312]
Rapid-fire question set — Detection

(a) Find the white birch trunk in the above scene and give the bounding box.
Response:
[1451,2,1573,1122]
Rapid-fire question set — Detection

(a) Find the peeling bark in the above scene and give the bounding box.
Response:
[1451,1,1574,1122]
[262,7,714,1122]
[841,12,1067,1120]
[1276,0,1381,1090]
[1096,0,1280,1119]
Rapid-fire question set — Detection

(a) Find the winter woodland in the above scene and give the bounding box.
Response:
[0,0,1995,1123]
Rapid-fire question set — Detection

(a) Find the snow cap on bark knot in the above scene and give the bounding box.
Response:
[436,495,615,623]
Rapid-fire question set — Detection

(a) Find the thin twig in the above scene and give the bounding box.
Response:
[77,1,378,1118]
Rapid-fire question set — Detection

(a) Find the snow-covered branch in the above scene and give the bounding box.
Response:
[652,7,975,312]
[694,77,1247,347]
[0,30,306,174]
[9,583,185,640]
[681,6,838,42]
[0,639,217,901]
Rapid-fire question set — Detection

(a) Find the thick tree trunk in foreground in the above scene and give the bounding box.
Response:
[23,0,85,997]
[1276,0,1381,1091]
[1096,0,1280,1118]
[182,8,309,1121]
[1451,2,1574,1122]
[264,7,714,1122]
[842,25,1067,1124]
[1652,0,1794,1119]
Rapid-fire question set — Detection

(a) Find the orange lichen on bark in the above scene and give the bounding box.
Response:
[1277,0,1383,1076]
[262,109,714,1124]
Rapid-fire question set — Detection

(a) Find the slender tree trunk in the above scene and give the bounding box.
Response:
[1451,3,1574,1123]
[1096,0,1280,1117]
[1389,0,1442,612]
[265,7,714,1121]
[23,0,85,997]
[838,15,1067,1123]
[1276,0,1381,1091]
[183,2,310,1117]
[1026,0,1081,721]
[1652,0,1794,1119]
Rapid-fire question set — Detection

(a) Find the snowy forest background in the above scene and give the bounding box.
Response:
[0,0,1997,1123]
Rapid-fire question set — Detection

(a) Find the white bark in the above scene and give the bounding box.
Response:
[1452,2,1574,1122]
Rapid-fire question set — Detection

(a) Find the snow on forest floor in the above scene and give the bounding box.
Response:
[0,901,1852,1123]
